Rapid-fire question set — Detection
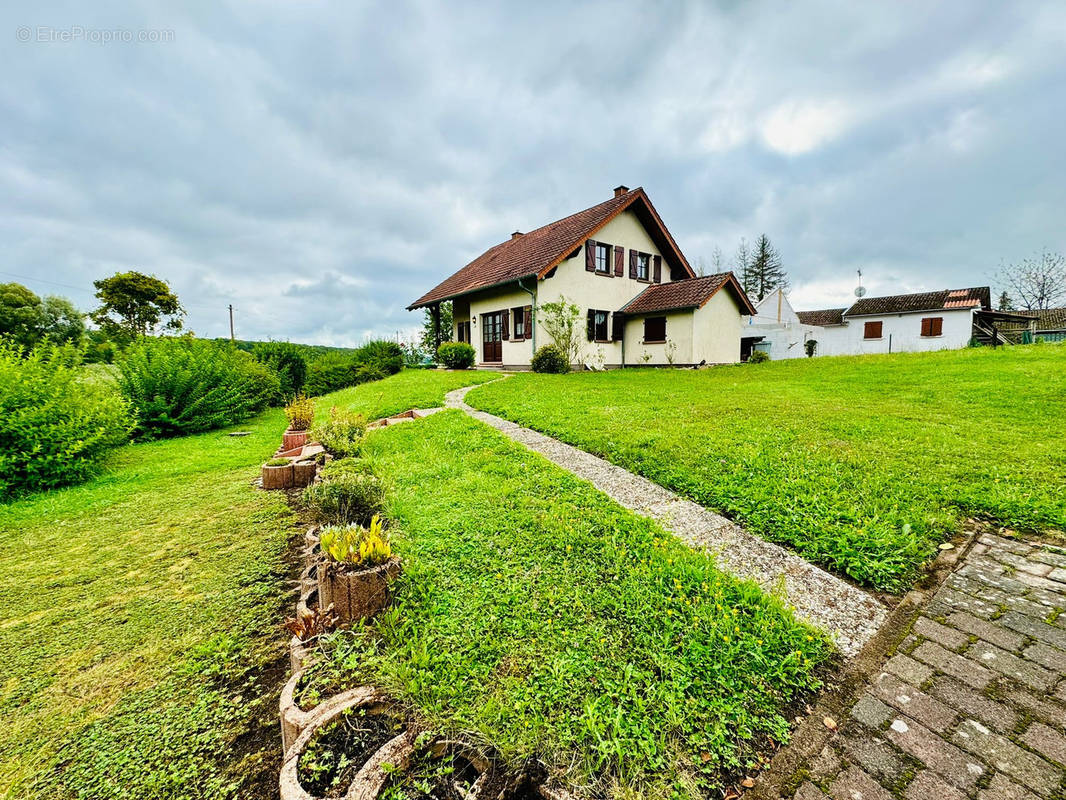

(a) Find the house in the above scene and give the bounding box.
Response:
[408,186,757,368]
[741,288,827,360]
[1023,307,1066,342]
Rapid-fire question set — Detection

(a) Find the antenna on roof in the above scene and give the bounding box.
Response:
[855,269,867,298]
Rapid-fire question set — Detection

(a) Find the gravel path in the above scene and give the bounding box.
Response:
[446,383,888,657]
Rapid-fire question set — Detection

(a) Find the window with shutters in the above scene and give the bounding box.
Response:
[920,317,943,337]
[636,252,650,281]
[512,307,526,339]
[456,321,471,343]
[590,310,609,341]
[863,320,883,339]
[595,243,612,274]
[644,316,667,343]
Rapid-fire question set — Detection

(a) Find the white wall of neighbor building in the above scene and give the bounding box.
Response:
[743,288,823,360]
[449,208,749,368]
[816,309,976,356]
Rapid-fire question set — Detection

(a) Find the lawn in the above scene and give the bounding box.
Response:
[302,411,830,798]
[466,345,1066,592]
[314,369,499,423]
[0,407,295,800]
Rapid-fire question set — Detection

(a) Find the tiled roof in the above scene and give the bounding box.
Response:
[408,187,693,309]
[796,308,846,326]
[844,287,990,317]
[1018,307,1066,331]
[617,272,757,316]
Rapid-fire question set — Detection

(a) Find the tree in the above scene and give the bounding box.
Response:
[998,250,1066,311]
[996,291,1015,312]
[743,234,789,302]
[537,296,583,367]
[40,295,86,346]
[0,283,44,349]
[421,301,453,352]
[734,238,750,285]
[91,271,184,341]
[711,245,724,274]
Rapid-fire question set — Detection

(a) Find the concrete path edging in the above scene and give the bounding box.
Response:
[444,382,888,657]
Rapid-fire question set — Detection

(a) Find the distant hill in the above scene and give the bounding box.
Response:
[214,338,357,362]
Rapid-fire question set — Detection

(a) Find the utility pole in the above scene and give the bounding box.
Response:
[228,304,235,341]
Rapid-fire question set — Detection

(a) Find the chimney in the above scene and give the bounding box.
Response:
[613,185,630,198]
[511,231,523,240]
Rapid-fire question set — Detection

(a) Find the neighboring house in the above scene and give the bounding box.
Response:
[741,288,828,360]
[408,186,757,368]
[1024,307,1066,342]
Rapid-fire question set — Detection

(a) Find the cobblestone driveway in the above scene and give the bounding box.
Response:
[791,532,1066,800]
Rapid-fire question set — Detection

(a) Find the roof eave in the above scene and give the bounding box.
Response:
[406,273,539,310]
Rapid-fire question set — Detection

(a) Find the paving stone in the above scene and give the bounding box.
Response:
[958,563,1031,595]
[1024,642,1066,672]
[1000,612,1066,652]
[1055,681,1066,703]
[990,550,1055,577]
[1027,587,1066,608]
[903,769,968,800]
[952,719,1062,797]
[794,782,828,800]
[1048,568,1066,585]
[839,729,912,786]
[808,743,844,782]
[978,772,1041,800]
[885,715,985,791]
[1001,685,1066,729]
[897,633,920,654]
[914,615,971,651]
[828,766,894,800]
[884,653,934,686]
[928,676,1018,733]
[928,589,1001,620]
[1014,571,1066,593]
[978,534,1034,555]
[913,641,995,689]
[967,640,1057,691]
[1020,722,1066,766]
[850,693,895,729]
[870,672,958,732]
[948,610,1026,651]
[1031,550,1066,569]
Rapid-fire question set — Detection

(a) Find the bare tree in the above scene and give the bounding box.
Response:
[734,238,750,284]
[711,245,724,274]
[998,250,1066,310]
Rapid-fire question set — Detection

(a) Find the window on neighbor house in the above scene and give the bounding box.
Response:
[587,309,610,341]
[644,316,667,342]
[636,252,650,281]
[595,242,612,274]
[864,320,883,339]
[921,317,943,337]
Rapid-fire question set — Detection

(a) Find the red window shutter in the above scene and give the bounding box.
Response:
[921,318,931,336]
[653,254,662,283]
[524,306,532,339]
[586,309,595,341]
[585,240,597,272]
[613,245,624,277]
[611,314,624,341]
[931,317,942,336]
[864,321,882,339]
[629,249,637,279]
[501,311,509,340]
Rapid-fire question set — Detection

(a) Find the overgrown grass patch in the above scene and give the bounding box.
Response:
[467,345,1066,591]
[0,408,296,799]
[316,369,499,423]
[309,411,830,798]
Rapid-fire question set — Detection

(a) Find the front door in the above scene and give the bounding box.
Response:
[482,312,503,363]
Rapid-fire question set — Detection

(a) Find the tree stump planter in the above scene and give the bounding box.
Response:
[318,558,401,625]
[283,429,310,451]
[262,461,294,490]
[278,689,407,800]
[279,671,385,756]
[292,459,318,488]
[290,634,316,674]
[350,738,496,800]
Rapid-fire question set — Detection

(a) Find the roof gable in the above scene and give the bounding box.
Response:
[408,187,695,309]
[618,272,757,316]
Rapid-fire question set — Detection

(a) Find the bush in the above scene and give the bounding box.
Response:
[304,351,354,396]
[285,394,315,432]
[304,341,404,396]
[302,458,385,525]
[312,407,368,457]
[531,344,569,374]
[436,342,475,369]
[352,340,403,377]
[252,341,308,402]
[748,350,770,364]
[117,337,280,439]
[0,341,132,498]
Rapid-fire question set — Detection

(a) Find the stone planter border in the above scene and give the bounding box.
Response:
[283,429,310,451]
[318,557,401,625]
[262,461,294,490]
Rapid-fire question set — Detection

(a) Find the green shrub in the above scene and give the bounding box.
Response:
[304,351,354,396]
[265,458,291,467]
[304,341,404,396]
[531,344,569,374]
[436,342,475,369]
[252,341,308,402]
[353,340,403,376]
[748,350,770,364]
[0,341,132,498]
[117,337,280,439]
[285,394,315,432]
[312,407,368,457]
[302,458,385,525]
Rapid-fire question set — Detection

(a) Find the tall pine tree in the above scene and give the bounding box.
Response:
[744,234,788,301]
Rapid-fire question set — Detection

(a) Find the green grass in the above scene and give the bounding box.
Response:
[0,409,296,800]
[305,411,829,798]
[315,369,499,423]
[466,345,1066,592]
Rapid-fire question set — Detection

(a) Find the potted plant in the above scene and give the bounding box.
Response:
[262,457,294,490]
[317,517,401,625]
[283,394,315,451]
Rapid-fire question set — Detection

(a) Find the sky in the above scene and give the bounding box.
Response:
[3,1,1065,345]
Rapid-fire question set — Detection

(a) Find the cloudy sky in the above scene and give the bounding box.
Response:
[3,2,1065,345]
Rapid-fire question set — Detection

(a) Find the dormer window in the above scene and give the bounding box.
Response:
[595,243,612,274]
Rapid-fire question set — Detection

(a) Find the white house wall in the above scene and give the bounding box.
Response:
[815,309,975,355]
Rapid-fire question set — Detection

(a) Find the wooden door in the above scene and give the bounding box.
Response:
[482,312,502,362]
